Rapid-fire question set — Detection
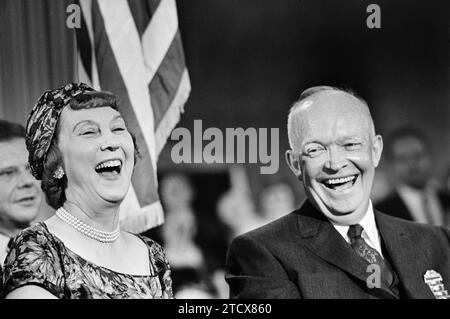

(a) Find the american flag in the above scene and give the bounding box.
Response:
[76,0,190,233]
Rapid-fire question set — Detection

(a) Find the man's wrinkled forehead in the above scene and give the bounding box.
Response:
[294,91,372,128]
[299,90,368,115]
[288,90,375,148]
[0,138,28,167]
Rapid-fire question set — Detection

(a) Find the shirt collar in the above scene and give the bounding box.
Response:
[330,200,383,256]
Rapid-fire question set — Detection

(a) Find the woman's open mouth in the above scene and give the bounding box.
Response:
[95,159,122,177]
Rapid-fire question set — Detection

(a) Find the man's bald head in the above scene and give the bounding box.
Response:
[287,86,376,152]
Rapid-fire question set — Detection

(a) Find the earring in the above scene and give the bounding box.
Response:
[53,166,65,179]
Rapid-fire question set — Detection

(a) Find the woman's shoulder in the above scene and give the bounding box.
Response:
[138,235,165,254]
[2,222,65,298]
[10,222,55,250]
[5,222,61,267]
[136,235,171,274]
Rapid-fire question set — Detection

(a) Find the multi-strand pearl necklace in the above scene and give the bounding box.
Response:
[56,207,120,243]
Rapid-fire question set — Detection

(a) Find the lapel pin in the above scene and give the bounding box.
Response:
[423,270,449,299]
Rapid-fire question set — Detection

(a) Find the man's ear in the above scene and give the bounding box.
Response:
[372,134,383,168]
[285,150,303,181]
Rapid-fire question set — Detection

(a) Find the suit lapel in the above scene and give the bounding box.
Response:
[375,211,436,298]
[296,201,399,298]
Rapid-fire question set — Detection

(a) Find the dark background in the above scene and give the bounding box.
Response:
[167,0,449,198]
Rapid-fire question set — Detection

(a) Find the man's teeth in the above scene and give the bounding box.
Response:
[95,159,121,170]
[325,175,356,185]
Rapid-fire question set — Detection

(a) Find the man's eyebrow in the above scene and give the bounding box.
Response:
[302,140,324,147]
[73,120,97,132]
[303,140,321,145]
[339,135,362,141]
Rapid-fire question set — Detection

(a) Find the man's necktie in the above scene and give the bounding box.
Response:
[348,224,394,287]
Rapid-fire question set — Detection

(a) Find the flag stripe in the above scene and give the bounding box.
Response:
[77,53,91,86]
[141,0,178,83]
[91,0,159,208]
[120,199,165,233]
[127,0,160,37]
[96,0,157,165]
[149,30,185,129]
[77,0,190,233]
[78,0,101,89]
[75,2,92,82]
[155,68,190,154]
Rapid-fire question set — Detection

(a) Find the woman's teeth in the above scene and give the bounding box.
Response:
[95,159,122,171]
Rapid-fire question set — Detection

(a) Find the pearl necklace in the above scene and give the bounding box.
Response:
[56,207,120,243]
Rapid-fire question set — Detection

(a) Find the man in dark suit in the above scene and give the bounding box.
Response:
[376,126,450,226]
[225,86,450,299]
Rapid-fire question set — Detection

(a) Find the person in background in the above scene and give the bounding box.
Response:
[216,189,265,299]
[370,170,393,205]
[1,83,173,299]
[376,126,450,226]
[225,86,450,299]
[217,190,265,242]
[0,120,42,274]
[259,181,296,223]
[159,173,214,298]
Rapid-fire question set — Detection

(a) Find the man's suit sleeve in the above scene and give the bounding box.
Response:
[225,234,301,299]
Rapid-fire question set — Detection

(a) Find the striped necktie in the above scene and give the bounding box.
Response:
[348,224,394,287]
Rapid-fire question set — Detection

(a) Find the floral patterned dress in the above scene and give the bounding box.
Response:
[1,223,173,299]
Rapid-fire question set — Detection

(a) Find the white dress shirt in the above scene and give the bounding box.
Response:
[397,184,444,226]
[331,200,384,257]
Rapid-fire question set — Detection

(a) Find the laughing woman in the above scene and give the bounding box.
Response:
[1,83,173,299]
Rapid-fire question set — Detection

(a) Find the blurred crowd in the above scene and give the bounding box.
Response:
[148,166,297,298]
[372,126,450,226]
